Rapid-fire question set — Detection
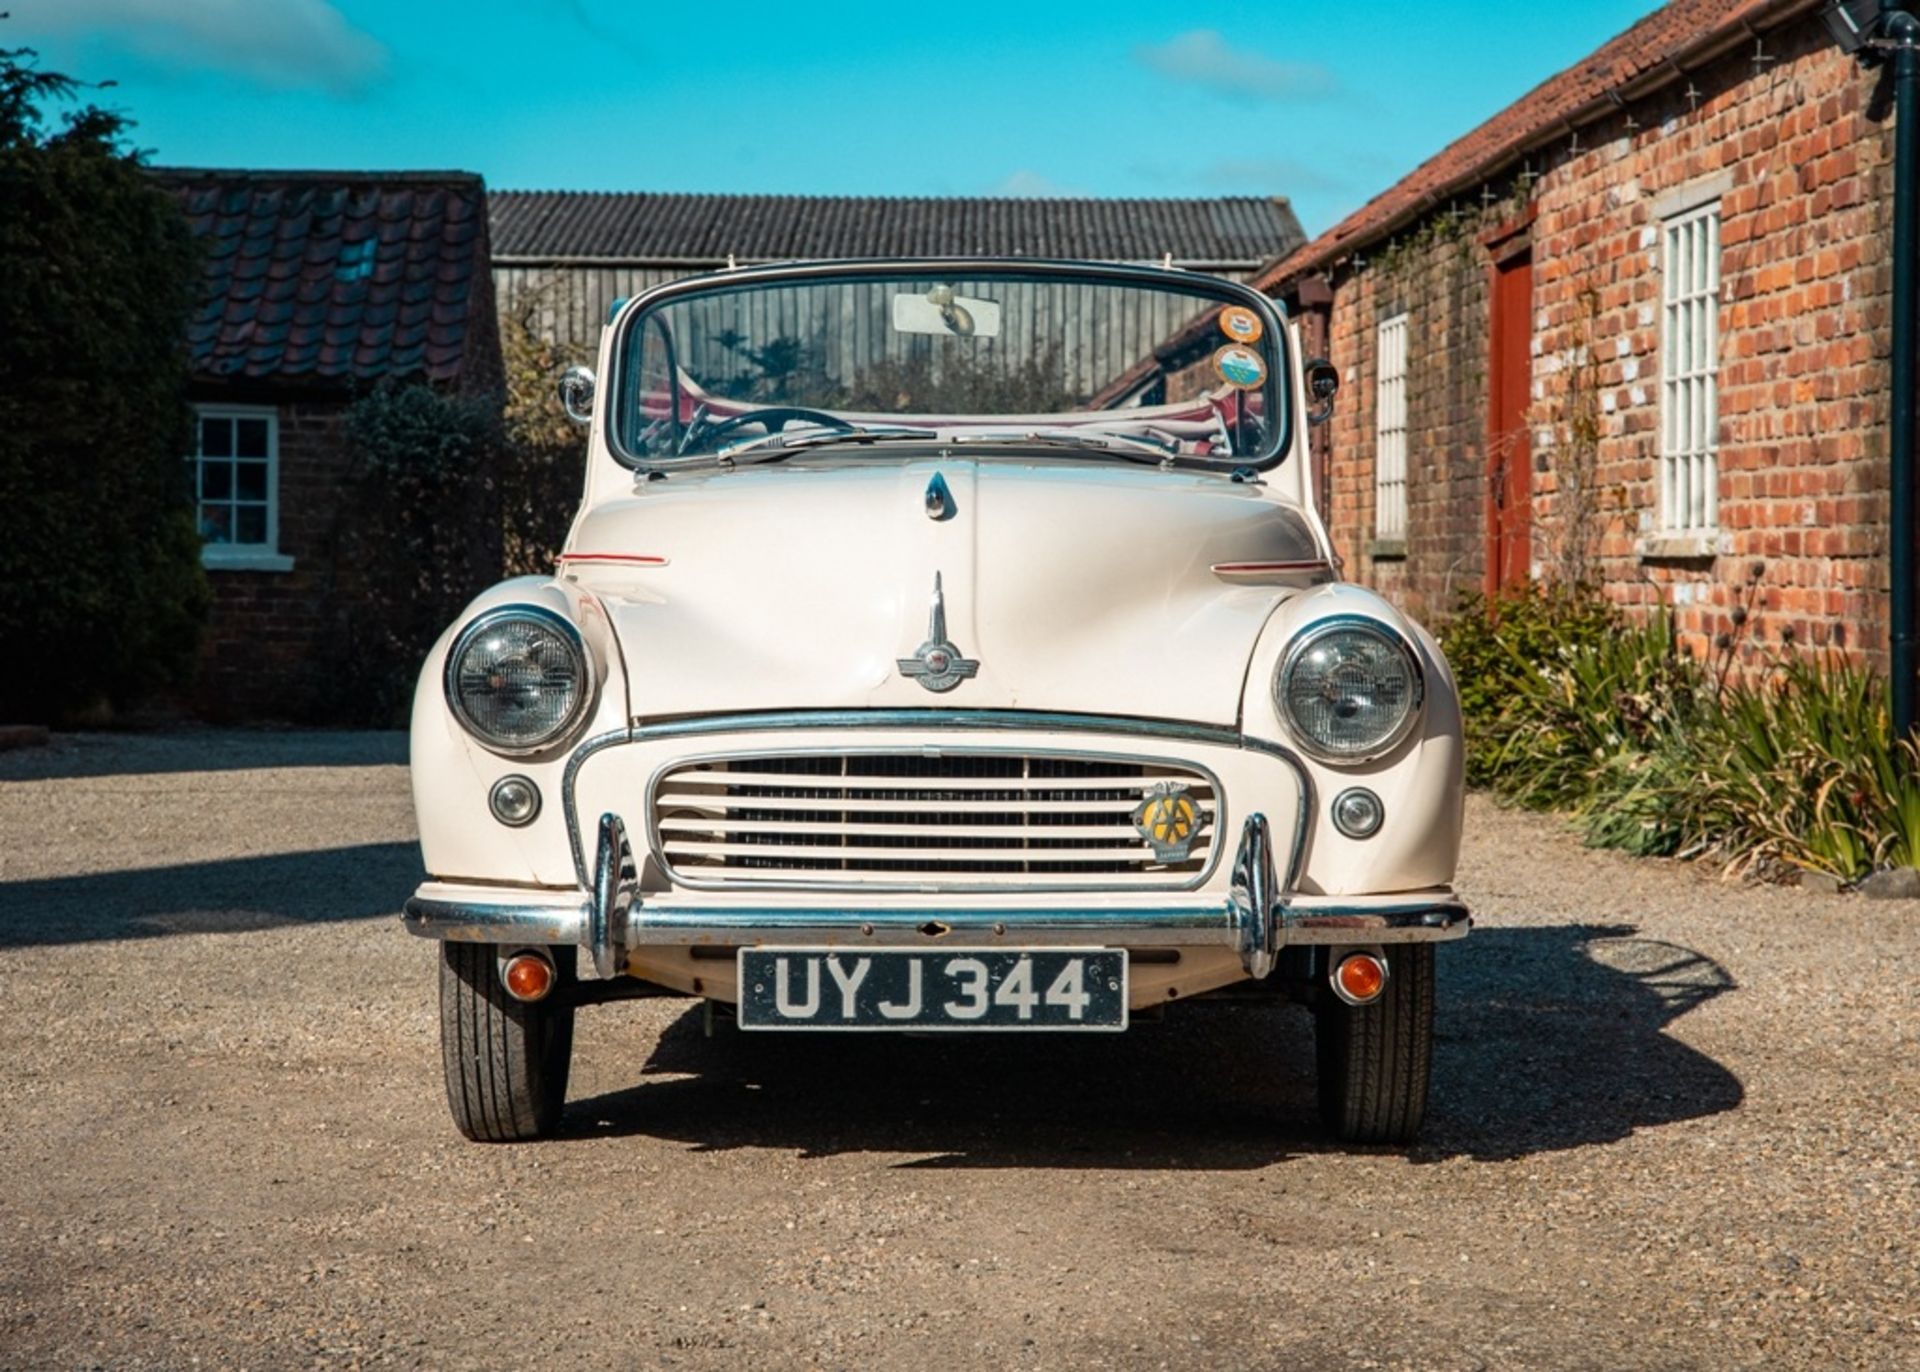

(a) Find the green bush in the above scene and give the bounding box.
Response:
[499,298,587,577]
[1437,585,1636,788]
[317,381,503,725]
[1443,584,1920,883]
[1499,608,1699,813]
[0,49,207,723]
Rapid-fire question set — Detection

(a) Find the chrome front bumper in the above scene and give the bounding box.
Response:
[403,811,1470,980]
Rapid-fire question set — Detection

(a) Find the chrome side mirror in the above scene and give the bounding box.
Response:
[1305,358,1340,424]
[557,365,596,425]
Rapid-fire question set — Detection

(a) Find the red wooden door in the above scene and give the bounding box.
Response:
[1486,248,1533,592]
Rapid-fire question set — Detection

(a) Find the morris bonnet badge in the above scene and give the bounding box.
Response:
[897,572,979,693]
[1133,782,1206,864]
[924,471,955,521]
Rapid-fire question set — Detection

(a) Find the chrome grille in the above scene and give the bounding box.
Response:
[651,751,1220,890]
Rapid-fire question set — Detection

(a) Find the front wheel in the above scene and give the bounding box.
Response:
[438,942,575,1141]
[1314,944,1434,1145]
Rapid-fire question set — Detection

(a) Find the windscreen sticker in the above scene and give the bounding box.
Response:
[1212,343,1267,390]
[1218,305,1264,343]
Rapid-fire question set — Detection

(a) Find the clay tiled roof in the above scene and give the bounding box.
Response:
[489,192,1305,268]
[155,169,492,384]
[1254,0,1822,293]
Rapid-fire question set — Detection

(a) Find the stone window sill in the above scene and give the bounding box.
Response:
[1636,531,1723,563]
[202,549,296,574]
[1369,538,1407,561]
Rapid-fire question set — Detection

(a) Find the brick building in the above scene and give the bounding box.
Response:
[1259,0,1898,661]
[158,170,503,720]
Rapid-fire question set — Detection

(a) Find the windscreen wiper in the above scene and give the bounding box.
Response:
[717,424,940,463]
[948,427,1181,464]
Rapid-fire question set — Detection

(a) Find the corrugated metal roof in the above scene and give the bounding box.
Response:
[1255,0,1821,293]
[153,168,492,384]
[489,192,1305,266]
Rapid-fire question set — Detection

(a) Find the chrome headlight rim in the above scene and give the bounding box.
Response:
[443,605,595,757]
[1275,615,1426,766]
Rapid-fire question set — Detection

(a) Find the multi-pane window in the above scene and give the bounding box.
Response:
[1660,202,1720,533]
[1374,313,1409,542]
[189,407,279,555]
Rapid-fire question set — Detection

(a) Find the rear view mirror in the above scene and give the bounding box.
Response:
[892,288,1003,339]
[558,365,596,424]
[1305,358,1339,424]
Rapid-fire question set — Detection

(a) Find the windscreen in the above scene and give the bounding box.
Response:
[611,268,1287,467]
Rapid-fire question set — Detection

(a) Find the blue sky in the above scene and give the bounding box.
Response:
[12,0,1658,235]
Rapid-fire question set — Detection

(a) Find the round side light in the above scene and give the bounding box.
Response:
[489,775,542,827]
[502,951,556,1003]
[1332,951,1389,1006]
[1331,787,1385,840]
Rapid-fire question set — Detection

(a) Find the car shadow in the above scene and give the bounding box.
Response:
[560,924,1741,1168]
[0,844,423,946]
[0,729,406,781]
[1422,923,1741,1162]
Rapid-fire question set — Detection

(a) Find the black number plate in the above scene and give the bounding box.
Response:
[736,948,1128,1031]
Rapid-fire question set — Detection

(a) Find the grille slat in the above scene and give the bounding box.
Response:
[660,818,1158,839]
[654,792,1142,814]
[651,750,1218,890]
[661,841,1186,861]
[663,769,1202,791]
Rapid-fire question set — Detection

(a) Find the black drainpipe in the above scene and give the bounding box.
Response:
[1886,4,1920,739]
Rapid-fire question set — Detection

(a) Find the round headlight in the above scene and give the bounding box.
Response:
[1275,619,1424,763]
[444,607,591,754]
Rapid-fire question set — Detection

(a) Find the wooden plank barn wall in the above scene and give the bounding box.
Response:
[488,192,1310,363]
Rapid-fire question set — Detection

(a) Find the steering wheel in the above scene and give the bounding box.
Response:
[687,406,854,451]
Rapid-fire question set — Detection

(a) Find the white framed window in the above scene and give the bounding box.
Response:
[1374,312,1409,542]
[188,405,293,572]
[1659,201,1720,533]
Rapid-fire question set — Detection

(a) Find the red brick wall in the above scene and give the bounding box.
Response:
[190,395,356,722]
[1284,14,1895,663]
[1307,210,1502,625]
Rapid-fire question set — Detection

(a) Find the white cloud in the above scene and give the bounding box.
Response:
[990,169,1084,198]
[16,0,389,96]
[1135,30,1336,102]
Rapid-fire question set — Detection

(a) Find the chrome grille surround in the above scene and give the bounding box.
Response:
[648,747,1225,892]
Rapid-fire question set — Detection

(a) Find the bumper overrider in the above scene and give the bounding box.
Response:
[405,763,1470,981]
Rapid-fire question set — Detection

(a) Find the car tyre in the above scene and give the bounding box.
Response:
[438,942,575,1142]
[1314,944,1434,1145]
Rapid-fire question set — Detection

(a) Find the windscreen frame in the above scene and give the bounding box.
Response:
[602,257,1295,473]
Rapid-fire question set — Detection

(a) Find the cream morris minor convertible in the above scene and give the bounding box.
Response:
[404,259,1467,1145]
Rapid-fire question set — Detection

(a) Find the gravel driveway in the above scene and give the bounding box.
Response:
[2,730,1916,1369]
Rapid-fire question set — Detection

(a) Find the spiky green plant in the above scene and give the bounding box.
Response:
[1669,656,1914,880]
[1443,583,1920,883]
